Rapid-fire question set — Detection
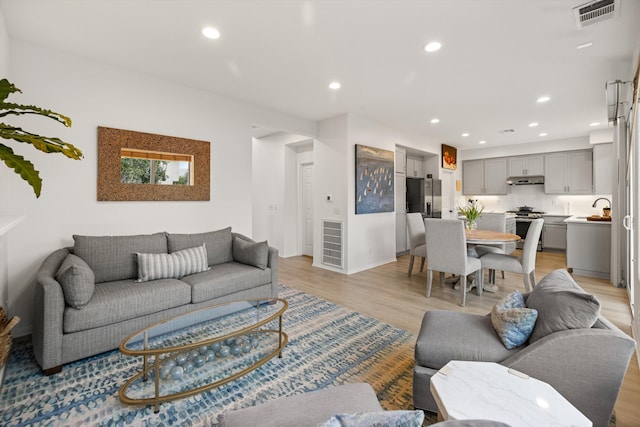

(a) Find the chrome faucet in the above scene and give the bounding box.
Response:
[592,197,611,208]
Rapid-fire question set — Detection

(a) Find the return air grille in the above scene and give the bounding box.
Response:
[573,0,618,28]
[322,219,343,268]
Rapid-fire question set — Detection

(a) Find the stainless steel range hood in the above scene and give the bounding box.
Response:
[506,175,544,185]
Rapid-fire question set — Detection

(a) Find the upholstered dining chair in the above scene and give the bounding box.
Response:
[406,213,427,277]
[474,213,516,283]
[479,218,544,292]
[425,218,483,306]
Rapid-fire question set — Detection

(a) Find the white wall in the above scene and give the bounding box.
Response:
[251,132,312,257]
[0,8,9,311]
[2,40,315,336]
[461,136,590,161]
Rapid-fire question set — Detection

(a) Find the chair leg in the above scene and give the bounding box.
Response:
[501,271,505,279]
[476,269,483,296]
[523,275,531,292]
[530,271,537,288]
[460,275,467,307]
[426,270,433,297]
[419,257,426,272]
[439,272,445,287]
[408,255,415,277]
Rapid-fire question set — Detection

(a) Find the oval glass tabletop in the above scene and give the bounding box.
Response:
[118,298,288,412]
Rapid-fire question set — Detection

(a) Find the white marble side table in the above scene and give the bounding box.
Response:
[430,360,592,427]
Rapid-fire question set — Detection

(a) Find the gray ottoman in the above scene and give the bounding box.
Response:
[218,383,382,427]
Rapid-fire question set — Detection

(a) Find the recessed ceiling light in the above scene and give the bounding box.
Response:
[430,118,440,124]
[328,81,341,90]
[461,133,470,137]
[590,122,600,127]
[479,140,487,145]
[577,42,593,49]
[528,122,539,127]
[202,27,221,39]
[424,41,442,52]
[539,132,548,137]
[537,96,551,103]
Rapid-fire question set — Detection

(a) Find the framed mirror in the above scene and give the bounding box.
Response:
[97,126,210,201]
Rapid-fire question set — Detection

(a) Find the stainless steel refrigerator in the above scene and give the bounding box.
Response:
[406,177,442,218]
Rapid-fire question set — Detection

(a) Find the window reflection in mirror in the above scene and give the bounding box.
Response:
[120,148,193,186]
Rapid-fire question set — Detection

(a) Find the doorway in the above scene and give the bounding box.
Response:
[300,162,314,256]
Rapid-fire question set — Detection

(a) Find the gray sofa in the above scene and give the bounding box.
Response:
[32,227,278,374]
[219,382,510,427]
[413,269,636,427]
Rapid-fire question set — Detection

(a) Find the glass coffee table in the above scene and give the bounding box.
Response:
[119,298,288,412]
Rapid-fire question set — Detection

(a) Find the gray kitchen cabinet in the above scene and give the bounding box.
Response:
[508,155,544,176]
[462,158,507,195]
[544,150,593,194]
[542,215,569,250]
[565,218,611,279]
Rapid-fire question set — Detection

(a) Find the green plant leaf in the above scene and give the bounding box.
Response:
[0,124,83,160]
[0,79,20,103]
[0,102,72,127]
[0,143,42,197]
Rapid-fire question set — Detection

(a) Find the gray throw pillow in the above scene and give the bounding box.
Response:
[232,237,269,269]
[136,244,209,282]
[166,227,233,267]
[525,269,601,343]
[55,254,95,309]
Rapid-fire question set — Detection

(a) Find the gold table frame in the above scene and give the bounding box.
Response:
[118,298,288,412]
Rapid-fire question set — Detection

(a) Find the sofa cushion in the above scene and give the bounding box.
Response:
[232,236,269,269]
[55,254,95,309]
[181,262,272,304]
[525,269,601,343]
[166,227,233,267]
[136,244,209,282]
[415,311,519,370]
[73,233,168,283]
[63,278,191,333]
[490,291,538,349]
[318,410,425,427]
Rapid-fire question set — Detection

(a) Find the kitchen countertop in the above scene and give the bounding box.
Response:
[564,215,612,225]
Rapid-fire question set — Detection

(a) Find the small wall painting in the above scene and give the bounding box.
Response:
[442,144,457,170]
[355,144,394,214]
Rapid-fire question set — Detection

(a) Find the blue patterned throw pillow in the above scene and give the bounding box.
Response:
[491,291,538,349]
[317,410,424,427]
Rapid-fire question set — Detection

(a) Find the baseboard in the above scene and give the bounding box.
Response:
[632,318,640,368]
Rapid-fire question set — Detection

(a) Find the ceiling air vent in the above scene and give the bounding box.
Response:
[573,0,619,29]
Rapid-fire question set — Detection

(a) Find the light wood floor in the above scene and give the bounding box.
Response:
[279,250,639,427]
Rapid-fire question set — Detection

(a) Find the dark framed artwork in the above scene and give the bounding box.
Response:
[355,144,394,214]
[442,144,457,170]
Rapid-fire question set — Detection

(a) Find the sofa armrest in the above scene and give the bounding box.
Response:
[32,248,69,371]
[502,326,636,427]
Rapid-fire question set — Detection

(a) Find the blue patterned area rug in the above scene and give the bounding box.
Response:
[0,286,431,426]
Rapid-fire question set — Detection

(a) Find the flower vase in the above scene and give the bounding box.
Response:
[466,220,477,231]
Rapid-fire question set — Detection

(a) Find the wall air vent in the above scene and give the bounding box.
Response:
[573,0,618,29]
[321,219,343,268]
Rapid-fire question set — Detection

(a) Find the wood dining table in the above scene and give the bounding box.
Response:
[465,229,521,245]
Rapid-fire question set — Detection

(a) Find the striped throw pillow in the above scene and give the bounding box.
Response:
[136,244,209,282]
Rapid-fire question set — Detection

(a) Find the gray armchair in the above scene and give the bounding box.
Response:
[406,212,427,277]
[413,269,636,427]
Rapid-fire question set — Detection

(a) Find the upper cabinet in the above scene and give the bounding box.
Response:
[406,156,424,178]
[395,150,406,175]
[544,150,593,194]
[462,158,507,195]
[593,143,613,195]
[508,155,544,176]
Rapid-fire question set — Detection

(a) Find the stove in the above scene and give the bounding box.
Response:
[507,208,545,251]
